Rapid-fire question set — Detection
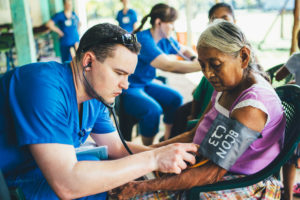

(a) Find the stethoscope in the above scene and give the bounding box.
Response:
[82,63,154,181]
[166,37,192,61]
[82,63,133,155]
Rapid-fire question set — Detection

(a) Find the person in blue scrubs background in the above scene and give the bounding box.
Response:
[0,23,198,199]
[46,0,80,63]
[122,3,201,145]
[116,0,138,33]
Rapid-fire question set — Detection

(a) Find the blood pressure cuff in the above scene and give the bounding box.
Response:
[198,113,261,170]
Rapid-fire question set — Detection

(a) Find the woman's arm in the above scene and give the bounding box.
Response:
[150,54,201,73]
[275,65,290,81]
[180,45,197,60]
[110,161,227,199]
[46,20,64,37]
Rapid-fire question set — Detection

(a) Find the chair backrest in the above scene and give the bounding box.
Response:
[187,84,300,198]
[266,63,294,87]
[275,84,300,161]
[0,169,11,200]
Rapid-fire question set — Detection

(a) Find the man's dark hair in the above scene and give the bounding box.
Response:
[208,3,235,21]
[76,23,141,62]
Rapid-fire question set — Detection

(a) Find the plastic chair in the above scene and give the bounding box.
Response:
[0,169,11,200]
[266,63,294,87]
[0,169,25,200]
[187,84,300,199]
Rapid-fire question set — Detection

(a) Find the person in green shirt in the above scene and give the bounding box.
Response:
[169,2,236,138]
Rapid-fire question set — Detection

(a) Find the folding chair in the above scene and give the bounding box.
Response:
[0,169,10,200]
[187,84,300,199]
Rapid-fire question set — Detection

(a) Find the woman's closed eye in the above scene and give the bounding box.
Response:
[210,63,221,71]
[199,61,206,71]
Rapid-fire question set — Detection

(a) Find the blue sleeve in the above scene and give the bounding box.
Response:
[74,12,79,24]
[168,37,181,54]
[116,10,122,23]
[138,31,163,64]
[9,65,74,146]
[132,9,137,23]
[92,104,116,134]
[51,12,62,24]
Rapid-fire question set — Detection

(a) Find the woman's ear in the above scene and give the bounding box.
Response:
[155,18,162,27]
[240,46,250,69]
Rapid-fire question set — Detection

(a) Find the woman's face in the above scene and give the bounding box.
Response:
[64,0,73,10]
[210,7,235,23]
[158,21,175,38]
[197,46,245,92]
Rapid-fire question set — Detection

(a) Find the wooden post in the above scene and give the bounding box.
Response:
[10,0,36,65]
[73,0,88,36]
[185,0,192,47]
[40,0,51,24]
[281,9,284,39]
[291,0,300,54]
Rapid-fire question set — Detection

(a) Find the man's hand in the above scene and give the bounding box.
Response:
[152,143,198,174]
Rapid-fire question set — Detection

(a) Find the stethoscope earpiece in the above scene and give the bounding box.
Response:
[84,62,92,70]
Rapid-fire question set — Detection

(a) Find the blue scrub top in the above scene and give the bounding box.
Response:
[116,9,137,33]
[52,11,80,46]
[129,29,181,86]
[0,62,115,176]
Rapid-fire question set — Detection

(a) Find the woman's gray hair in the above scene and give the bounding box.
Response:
[197,19,254,65]
[197,20,270,81]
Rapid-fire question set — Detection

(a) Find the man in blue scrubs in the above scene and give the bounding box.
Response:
[0,23,198,199]
[46,0,80,63]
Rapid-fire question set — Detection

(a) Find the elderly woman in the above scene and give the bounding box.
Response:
[110,20,285,200]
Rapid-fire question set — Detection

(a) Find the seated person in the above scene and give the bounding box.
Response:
[170,2,236,138]
[110,20,286,200]
[122,3,201,145]
[275,29,300,200]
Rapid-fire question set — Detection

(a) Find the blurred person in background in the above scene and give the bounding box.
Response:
[122,3,201,146]
[116,0,138,33]
[46,0,80,63]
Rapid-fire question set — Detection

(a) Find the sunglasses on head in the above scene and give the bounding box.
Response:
[82,33,137,52]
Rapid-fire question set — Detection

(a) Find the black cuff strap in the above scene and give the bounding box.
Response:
[198,113,261,170]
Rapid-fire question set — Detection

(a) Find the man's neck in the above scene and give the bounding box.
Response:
[70,59,91,104]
